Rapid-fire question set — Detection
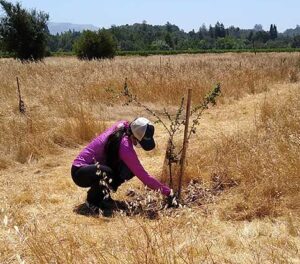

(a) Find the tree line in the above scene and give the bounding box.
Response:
[1,0,300,61]
[50,22,300,53]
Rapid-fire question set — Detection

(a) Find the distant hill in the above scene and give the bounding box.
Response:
[48,22,99,35]
[282,25,300,37]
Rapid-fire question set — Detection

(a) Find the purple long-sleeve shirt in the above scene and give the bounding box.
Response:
[73,121,171,196]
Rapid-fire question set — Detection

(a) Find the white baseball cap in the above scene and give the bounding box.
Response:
[130,117,155,151]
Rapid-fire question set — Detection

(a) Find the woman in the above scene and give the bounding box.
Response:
[71,117,172,214]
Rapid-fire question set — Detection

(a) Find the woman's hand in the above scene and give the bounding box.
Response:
[166,189,179,208]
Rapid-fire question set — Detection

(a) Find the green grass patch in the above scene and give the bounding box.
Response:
[2,48,300,59]
[50,48,300,58]
[116,48,300,56]
[0,51,13,58]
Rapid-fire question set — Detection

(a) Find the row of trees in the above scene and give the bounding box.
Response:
[51,22,300,53]
[1,0,300,61]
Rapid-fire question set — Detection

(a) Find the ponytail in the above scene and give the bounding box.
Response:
[105,125,131,175]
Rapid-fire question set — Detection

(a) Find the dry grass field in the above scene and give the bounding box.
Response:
[0,53,299,263]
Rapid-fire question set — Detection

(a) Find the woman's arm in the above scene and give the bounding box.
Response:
[119,138,171,196]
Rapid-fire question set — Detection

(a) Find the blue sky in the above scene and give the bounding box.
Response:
[9,0,300,32]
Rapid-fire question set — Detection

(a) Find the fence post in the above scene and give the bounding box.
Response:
[16,77,26,114]
[178,88,192,199]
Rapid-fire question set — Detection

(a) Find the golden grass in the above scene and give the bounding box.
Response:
[1,53,299,164]
[0,53,300,263]
[1,205,299,263]
[184,84,300,220]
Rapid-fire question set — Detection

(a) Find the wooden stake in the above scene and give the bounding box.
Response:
[159,56,162,86]
[16,77,21,101]
[178,88,192,199]
[16,77,26,114]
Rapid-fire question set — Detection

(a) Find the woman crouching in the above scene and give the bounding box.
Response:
[71,117,172,215]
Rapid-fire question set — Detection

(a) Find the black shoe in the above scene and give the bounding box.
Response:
[99,197,115,217]
[101,197,128,211]
[85,200,101,215]
[85,200,115,217]
[100,196,118,210]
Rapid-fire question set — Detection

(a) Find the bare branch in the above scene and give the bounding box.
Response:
[122,79,172,136]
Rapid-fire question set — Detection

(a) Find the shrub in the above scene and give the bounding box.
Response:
[74,30,116,60]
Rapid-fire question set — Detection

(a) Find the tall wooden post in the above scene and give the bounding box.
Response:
[178,88,192,199]
[159,56,162,86]
[16,77,26,114]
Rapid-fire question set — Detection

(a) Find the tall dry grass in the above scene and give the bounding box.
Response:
[1,53,300,264]
[184,84,300,220]
[1,53,299,166]
[1,202,299,264]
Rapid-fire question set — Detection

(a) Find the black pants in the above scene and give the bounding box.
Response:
[71,162,134,206]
